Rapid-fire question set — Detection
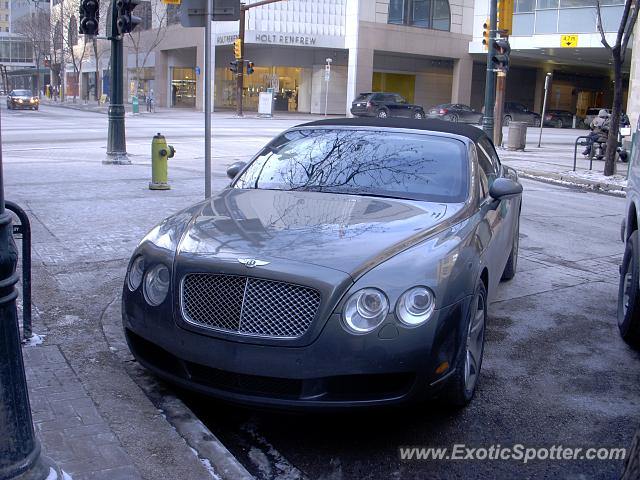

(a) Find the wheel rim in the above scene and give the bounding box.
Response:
[621,258,634,325]
[414,112,422,119]
[451,115,458,123]
[378,110,387,118]
[504,116,511,126]
[464,293,485,393]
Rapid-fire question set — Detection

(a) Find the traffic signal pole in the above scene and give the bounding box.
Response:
[482,0,498,137]
[105,36,130,164]
[235,6,245,117]
[494,68,507,146]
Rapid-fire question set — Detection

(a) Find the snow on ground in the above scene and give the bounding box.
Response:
[560,169,628,188]
[23,333,45,347]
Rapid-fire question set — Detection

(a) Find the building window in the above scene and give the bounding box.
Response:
[515,0,535,12]
[166,5,180,25]
[136,1,152,30]
[388,0,450,31]
[536,0,558,7]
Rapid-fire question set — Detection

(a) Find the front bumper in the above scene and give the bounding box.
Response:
[123,291,473,408]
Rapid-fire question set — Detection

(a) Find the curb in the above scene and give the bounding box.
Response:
[101,296,254,480]
[515,168,627,197]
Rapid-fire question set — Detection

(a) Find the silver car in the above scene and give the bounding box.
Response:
[122,118,523,409]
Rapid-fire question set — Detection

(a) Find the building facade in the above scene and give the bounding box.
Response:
[469,0,631,116]
[115,0,475,114]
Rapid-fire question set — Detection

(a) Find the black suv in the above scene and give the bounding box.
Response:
[351,92,425,119]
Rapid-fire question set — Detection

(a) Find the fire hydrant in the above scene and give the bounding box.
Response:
[150,133,175,190]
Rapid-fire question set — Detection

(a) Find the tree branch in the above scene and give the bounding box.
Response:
[595,0,613,50]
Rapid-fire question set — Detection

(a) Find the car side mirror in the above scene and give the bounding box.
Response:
[226,161,246,180]
[489,177,523,200]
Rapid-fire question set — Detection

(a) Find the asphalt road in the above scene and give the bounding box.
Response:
[3,103,638,480]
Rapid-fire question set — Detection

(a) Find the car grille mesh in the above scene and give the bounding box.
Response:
[181,273,321,338]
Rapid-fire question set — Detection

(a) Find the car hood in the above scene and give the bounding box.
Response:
[176,188,465,278]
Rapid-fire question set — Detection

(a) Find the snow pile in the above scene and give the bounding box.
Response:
[561,169,628,188]
[23,333,45,347]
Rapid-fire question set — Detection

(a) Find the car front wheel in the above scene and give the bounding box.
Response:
[555,119,563,128]
[442,279,487,407]
[618,230,640,348]
[413,111,423,119]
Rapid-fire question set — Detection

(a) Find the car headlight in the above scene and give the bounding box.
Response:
[143,264,171,306]
[342,288,389,334]
[395,286,435,327]
[127,255,145,291]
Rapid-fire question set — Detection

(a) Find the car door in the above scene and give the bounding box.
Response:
[456,104,473,123]
[393,94,412,117]
[475,138,513,296]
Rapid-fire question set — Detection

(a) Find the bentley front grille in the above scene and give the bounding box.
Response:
[181,273,321,338]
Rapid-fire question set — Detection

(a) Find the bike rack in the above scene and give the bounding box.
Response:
[573,136,594,172]
[6,201,32,340]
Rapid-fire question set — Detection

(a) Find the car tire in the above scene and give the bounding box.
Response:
[618,230,640,349]
[413,110,424,119]
[446,114,459,123]
[501,216,519,281]
[441,279,487,408]
[376,109,389,119]
[503,115,512,126]
[555,119,563,128]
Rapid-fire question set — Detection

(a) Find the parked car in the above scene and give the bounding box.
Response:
[122,118,523,409]
[350,92,425,119]
[543,109,574,128]
[618,116,640,349]
[503,102,540,127]
[7,89,39,110]
[427,103,483,124]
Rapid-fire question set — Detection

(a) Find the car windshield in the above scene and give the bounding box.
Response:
[354,94,371,102]
[13,90,32,96]
[234,129,469,203]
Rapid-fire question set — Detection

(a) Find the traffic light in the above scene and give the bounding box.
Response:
[79,0,99,36]
[234,39,242,60]
[116,0,141,35]
[229,61,238,74]
[482,17,490,50]
[246,61,254,75]
[497,0,514,35]
[492,38,511,71]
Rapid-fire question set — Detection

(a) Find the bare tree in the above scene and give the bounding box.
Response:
[596,0,639,176]
[50,17,66,100]
[65,7,88,102]
[125,1,167,97]
[14,6,50,96]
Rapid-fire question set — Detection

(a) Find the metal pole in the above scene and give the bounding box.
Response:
[235,6,245,117]
[537,72,552,148]
[204,0,212,198]
[482,0,498,136]
[104,36,130,164]
[324,78,329,117]
[494,70,506,146]
[0,81,62,480]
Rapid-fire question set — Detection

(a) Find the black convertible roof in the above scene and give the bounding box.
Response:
[296,117,489,143]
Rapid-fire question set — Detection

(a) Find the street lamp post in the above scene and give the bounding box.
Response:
[0,88,63,480]
[104,36,130,164]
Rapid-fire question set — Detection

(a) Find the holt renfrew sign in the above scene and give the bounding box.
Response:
[215,31,344,49]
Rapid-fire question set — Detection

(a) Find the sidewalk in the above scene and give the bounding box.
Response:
[498,127,630,196]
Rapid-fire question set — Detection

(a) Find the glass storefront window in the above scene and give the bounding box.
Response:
[171,67,196,108]
[215,66,303,112]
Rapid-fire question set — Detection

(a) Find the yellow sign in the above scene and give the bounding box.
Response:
[161,0,181,4]
[561,34,578,48]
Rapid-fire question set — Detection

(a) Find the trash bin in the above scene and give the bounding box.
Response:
[132,96,139,114]
[506,121,527,151]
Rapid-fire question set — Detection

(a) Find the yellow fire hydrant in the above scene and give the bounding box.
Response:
[150,133,176,190]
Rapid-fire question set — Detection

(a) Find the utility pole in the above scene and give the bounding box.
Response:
[205,0,212,196]
[482,0,498,137]
[234,0,286,117]
[0,93,63,480]
[494,69,506,146]
[537,72,552,148]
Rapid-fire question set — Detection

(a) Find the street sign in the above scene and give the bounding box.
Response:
[561,34,578,48]
[179,0,240,27]
[161,0,181,4]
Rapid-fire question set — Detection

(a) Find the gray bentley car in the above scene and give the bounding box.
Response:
[122,118,522,408]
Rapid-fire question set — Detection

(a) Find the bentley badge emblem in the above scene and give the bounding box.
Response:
[238,258,270,268]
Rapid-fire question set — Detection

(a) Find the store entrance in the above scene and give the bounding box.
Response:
[171,67,196,108]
